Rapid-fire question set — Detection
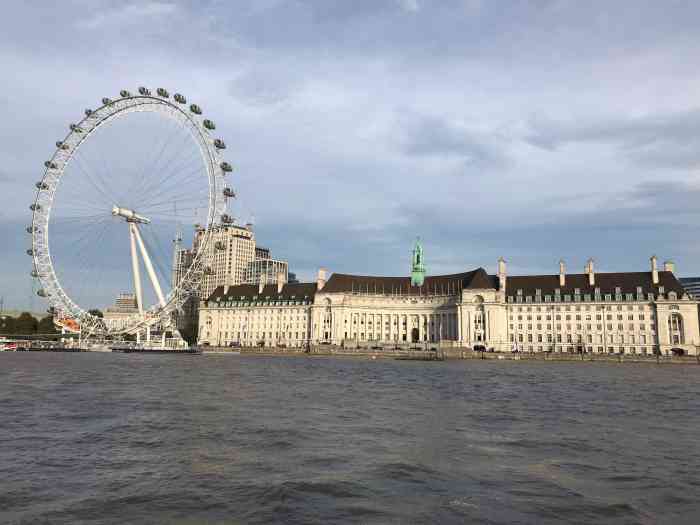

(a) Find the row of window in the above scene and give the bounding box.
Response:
[510,324,654,332]
[512,304,651,312]
[511,314,651,321]
[511,333,653,344]
[515,346,659,355]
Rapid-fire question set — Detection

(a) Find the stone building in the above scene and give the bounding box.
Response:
[198,240,700,356]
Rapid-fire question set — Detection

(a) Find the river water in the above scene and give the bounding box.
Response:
[1,353,698,524]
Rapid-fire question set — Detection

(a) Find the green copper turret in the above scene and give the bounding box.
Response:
[411,237,426,287]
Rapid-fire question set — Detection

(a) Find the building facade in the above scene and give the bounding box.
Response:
[198,243,700,356]
[244,258,289,286]
[195,223,256,299]
[679,277,700,299]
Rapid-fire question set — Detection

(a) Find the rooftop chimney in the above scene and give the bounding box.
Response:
[586,258,595,286]
[651,255,659,284]
[259,272,266,294]
[664,260,675,274]
[317,268,327,291]
[497,257,507,291]
[277,271,285,293]
[559,260,566,287]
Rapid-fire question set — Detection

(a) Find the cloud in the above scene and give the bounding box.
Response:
[77,2,179,30]
[525,110,700,169]
[396,0,420,12]
[4,0,700,310]
[396,112,508,171]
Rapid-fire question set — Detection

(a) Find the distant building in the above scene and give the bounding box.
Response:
[245,258,288,286]
[198,242,700,356]
[255,246,271,260]
[195,223,256,299]
[288,272,299,284]
[679,277,700,299]
[104,293,139,330]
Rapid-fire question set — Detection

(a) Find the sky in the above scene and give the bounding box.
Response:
[3,0,700,310]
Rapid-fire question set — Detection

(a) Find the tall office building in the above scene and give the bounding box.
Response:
[245,258,289,285]
[194,223,257,299]
[679,277,700,299]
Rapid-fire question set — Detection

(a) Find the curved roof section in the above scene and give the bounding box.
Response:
[321,268,497,295]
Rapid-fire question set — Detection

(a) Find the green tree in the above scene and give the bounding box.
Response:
[14,312,38,334]
[0,316,16,334]
[37,316,58,334]
[88,309,104,318]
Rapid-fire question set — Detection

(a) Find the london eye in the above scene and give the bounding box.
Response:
[27,87,232,338]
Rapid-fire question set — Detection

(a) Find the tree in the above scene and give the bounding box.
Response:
[0,316,16,334]
[37,316,58,334]
[14,312,38,334]
[88,309,104,318]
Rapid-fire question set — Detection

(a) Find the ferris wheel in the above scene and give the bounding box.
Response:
[27,87,234,337]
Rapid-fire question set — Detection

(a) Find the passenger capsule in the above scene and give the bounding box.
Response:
[203,119,216,130]
[27,248,35,256]
[84,109,93,116]
[214,139,226,150]
[190,104,202,115]
[37,289,49,298]
[174,93,186,104]
[204,266,214,275]
[35,181,48,190]
[102,97,112,105]
[156,88,169,98]
[221,214,233,224]
[138,86,151,96]
[56,141,69,150]
[30,269,39,278]
[44,161,57,169]
[26,226,34,234]
[215,241,225,250]
[70,124,83,133]
[220,162,232,172]
[120,90,132,98]
[30,204,41,211]
[223,187,236,198]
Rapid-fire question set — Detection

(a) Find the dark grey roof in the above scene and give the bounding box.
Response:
[321,268,497,296]
[206,282,317,302]
[506,271,686,297]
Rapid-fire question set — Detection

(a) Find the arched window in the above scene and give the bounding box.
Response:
[668,313,684,345]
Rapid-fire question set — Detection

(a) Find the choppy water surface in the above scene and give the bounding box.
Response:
[1,354,699,524]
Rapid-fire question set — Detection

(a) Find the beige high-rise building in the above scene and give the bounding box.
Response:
[194,223,256,299]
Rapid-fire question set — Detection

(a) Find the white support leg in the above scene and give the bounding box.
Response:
[129,223,144,315]
[132,223,167,308]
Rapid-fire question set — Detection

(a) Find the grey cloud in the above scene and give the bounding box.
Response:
[5,0,700,310]
[526,110,700,169]
[397,113,508,171]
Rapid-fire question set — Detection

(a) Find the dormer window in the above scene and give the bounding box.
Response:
[636,286,643,295]
[574,288,580,295]
[615,287,621,294]
[535,289,542,295]
[517,289,523,296]
[658,286,665,294]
